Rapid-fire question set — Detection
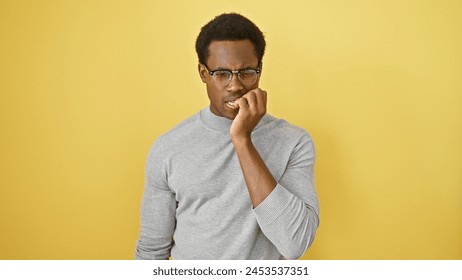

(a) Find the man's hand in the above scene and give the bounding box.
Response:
[229,88,275,207]
[230,88,267,140]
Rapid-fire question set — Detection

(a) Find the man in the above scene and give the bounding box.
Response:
[135,13,319,260]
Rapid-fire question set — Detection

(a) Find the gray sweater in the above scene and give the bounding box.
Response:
[135,107,319,259]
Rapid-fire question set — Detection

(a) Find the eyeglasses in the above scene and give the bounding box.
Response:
[203,64,261,87]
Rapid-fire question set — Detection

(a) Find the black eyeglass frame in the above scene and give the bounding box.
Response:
[202,64,261,86]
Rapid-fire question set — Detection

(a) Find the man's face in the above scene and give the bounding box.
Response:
[198,40,260,120]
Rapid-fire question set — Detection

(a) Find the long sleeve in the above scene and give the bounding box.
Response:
[135,141,176,260]
[253,132,319,259]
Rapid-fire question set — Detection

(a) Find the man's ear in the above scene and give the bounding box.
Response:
[198,64,207,83]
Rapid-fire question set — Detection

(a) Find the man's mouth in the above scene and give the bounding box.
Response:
[226,100,238,108]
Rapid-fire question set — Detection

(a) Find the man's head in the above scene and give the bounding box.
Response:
[195,13,266,67]
[196,13,266,120]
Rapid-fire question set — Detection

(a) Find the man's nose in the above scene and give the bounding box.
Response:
[227,73,244,91]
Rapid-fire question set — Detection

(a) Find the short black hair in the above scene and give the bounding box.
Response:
[195,13,266,66]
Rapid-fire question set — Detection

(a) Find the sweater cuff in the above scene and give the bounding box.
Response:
[253,183,293,226]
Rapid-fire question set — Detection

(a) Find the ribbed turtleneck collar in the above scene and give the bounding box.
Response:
[199,106,271,132]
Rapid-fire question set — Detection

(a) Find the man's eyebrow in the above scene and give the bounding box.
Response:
[214,66,258,71]
[214,67,231,71]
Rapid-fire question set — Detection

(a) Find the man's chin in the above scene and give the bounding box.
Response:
[226,110,239,120]
[222,106,238,120]
[210,104,238,119]
[222,112,237,120]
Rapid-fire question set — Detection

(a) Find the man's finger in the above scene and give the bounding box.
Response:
[235,96,250,112]
[244,91,258,113]
[254,89,266,114]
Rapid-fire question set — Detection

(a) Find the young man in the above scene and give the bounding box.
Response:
[135,13,319,260]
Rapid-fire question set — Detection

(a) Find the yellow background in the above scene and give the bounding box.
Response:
[1,0,461,259]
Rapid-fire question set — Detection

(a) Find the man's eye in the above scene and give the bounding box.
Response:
[240,70,255,78]
[214,71,230,78]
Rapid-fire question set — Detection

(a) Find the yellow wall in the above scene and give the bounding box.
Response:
[1,0,461,259]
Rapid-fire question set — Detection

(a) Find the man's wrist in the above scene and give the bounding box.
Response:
[231,135,252,147]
